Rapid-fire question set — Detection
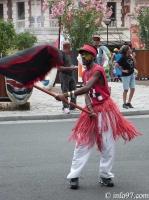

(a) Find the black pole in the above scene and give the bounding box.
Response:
[58,17,61,49]
[107,25,108,47]
[71,47,77,81]
[103,20,111,47]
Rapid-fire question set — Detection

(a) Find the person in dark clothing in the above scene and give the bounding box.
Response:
[115,45,137,109]
[58,41,77,114]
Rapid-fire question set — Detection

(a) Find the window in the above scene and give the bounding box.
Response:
[78,1,83,8]
[17,2,25,20]
[49,6,52,14]
[0,4,3,19]
[107,2,116,21]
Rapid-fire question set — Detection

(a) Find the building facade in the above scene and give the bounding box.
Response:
[0,0,148,47]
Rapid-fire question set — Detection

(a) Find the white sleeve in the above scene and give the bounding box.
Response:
[102,50,109,68]
[77,54,83,65]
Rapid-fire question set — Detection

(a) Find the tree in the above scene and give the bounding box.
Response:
[5,31,38,56]
[13,31,37,50]
[0,20,16,57]
[43,0,112,48]
[0,20,38,56]
[127,3,149,49]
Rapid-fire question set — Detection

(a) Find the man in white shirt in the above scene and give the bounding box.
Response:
[93,35,109,68]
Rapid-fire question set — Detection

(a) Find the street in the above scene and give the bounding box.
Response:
[0,116,149,200]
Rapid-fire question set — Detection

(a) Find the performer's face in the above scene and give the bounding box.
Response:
[81,52,93,65]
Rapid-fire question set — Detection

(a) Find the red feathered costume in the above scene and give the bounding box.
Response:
[67,44,141,185]
[69,64,141,151]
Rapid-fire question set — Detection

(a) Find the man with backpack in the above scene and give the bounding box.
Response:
[92,35,109,68]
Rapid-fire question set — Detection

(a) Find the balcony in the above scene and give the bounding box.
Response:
[16,20,25,28]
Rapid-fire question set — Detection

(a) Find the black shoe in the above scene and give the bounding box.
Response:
[126,103,134,108]
[123,104,128,109]
[70,178,79,189]
[99,178,114,187]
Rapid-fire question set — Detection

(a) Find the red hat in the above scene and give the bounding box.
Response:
[79,45,98,57]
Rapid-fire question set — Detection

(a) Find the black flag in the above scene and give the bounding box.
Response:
[0,43,63,87]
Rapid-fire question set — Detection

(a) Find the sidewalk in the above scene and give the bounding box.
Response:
[0,81,149,121]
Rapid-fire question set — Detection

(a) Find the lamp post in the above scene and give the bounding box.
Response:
[58,17,61,49]
[103,19,111,47]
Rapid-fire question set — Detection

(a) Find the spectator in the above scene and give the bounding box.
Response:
[112,61,117,82]
[115,45,137,109]
[92,35,109,68]
[58,41,77,114]
[112,48,122,82]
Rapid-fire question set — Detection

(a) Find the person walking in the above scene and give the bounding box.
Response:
[58,41,77,114]
[115,45,137,109]
[55,44,141,189]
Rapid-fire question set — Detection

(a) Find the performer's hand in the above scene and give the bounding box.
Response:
[55,94,61,101]
[55,93,67,101]
[88,112,97,118]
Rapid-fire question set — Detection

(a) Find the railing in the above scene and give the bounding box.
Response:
[15,18,117,28]
[109,20,116,27]
[16,20,25,28]
[49,18,116,28]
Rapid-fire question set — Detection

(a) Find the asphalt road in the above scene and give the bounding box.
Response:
[0,116,149,200]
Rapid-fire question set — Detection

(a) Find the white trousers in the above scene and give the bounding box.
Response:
[67,113,115,179]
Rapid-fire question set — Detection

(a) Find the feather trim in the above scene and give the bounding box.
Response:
[69,98,141,151]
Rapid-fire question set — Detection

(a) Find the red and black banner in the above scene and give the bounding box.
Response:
[0,43,63,87]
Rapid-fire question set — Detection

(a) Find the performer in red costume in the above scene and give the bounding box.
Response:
[56,44,141,189]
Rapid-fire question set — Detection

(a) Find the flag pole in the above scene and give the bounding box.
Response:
[34,85,91,115]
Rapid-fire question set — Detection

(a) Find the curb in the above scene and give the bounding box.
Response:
[0,113,80,122]
[0,110,149,122]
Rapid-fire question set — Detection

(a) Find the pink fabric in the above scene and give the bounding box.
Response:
[54,38,59,48]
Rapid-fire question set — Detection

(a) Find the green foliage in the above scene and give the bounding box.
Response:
[5,47,19,56]
[128,4,149,49]
[105,66,110,80]
[137,6,149,49]
[13,31,37,50]
[0,20,16,57]
[0,20,37,57]
[46,0,108,49]
[62,10,101,48]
